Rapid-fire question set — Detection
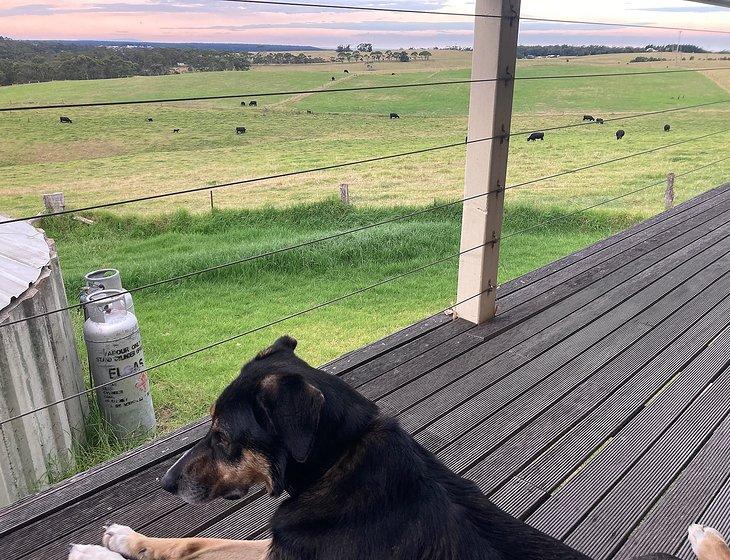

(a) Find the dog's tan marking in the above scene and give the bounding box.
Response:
[689,525,730,560]
[217,450,274,495]
[101,524,270,560]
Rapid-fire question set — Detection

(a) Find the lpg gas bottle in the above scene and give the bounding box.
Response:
[83,289,155,438]
[80,269,134,319]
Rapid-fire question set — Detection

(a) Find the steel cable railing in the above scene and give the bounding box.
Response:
[1,153,727,427]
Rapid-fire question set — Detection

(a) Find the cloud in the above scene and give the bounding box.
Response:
[0,0,728,49]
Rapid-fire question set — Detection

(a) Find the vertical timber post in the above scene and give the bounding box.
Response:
[455,0,520,324]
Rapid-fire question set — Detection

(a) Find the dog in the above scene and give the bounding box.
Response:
[68,337,717,560]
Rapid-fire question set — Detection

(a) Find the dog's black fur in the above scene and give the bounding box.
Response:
[162,337,677,560]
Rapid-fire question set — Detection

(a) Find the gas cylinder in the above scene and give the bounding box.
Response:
[83,289,155,438]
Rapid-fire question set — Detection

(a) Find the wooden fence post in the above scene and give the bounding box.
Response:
[454,0,521,324]
[42,192,65,214]
[339,183,350,204]
[665,173,676,210]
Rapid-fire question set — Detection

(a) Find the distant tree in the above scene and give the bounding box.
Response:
[398,51,410,62]
[372,51,383,61]
[357,42,373,52]
[419,50,432,61]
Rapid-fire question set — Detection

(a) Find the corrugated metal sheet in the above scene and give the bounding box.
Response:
[0,217,50,313]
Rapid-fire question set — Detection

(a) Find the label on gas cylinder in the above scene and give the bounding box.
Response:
[87,329,155,433]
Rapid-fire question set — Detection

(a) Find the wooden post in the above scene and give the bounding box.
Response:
[454,0,521,324]
[665,173,676,210]
[339,183,350,204]
[42,192,65,214]
[210,190,215,212]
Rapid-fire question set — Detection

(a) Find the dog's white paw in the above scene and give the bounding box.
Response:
[68,544,126,560]
[689,524,727,556]
[102,524,141,558]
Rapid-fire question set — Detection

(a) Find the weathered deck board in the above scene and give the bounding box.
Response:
[1,182,729,560]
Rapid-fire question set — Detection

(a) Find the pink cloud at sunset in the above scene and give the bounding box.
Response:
[0,0,728,49]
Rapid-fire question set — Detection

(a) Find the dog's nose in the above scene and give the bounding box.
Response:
[160,471,178,494]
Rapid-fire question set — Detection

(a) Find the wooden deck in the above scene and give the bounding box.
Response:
[1,182,730,560]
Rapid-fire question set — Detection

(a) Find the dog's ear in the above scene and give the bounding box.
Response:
[257,373,324,463]
[255,336,298,360]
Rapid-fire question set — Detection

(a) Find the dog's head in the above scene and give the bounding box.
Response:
[161,336,376,504]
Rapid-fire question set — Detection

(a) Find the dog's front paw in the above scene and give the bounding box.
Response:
[102,524,144,558]
[69,544,126,560]
[689,524,727,557]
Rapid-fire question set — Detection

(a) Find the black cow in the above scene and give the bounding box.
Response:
[391,72,396,76]
[173,128,180,133]
[389,113,400,119]
[249,101,258,107]
[583,115,595,122]
[306,110,313,114]
[241,101,247,106]
[595,118,604,124]
[331,77,336,81]
[147,118,154,122]
[527,132,545,141]
[664,124,671,132]
[60,116,72,124]
[344,69,349,74]
[616,129,626,140]
[236,127,247,134]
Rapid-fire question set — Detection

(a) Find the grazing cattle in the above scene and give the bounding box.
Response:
[527,132,545,141]
[616,129,626,140]
[583,115,595,122]
[236,127,246,134]
[249,101,257,107]
[344,69,349,73]
[664,124,671,132]
[389,113,400,119]
[307,110,313,114]
[147,118,154,122]
[241,101,247,106]
[60,116,72,124]
[331,76,336,81]
[173,128,180,133]
[595,118,604,124]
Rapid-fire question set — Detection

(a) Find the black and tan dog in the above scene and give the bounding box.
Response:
[68,337,722,560]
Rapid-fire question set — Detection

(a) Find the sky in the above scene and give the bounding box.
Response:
[1,0,729,50]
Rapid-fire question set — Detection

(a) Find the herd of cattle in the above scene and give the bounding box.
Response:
[57,102,672,142]
[57,95,405,134]
[527,115,672,142]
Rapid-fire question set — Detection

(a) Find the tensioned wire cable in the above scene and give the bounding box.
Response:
[220,0,730,35]
[3,69,729,112]
[2,100,728,227]
[0,154,726,427]
[2,129,727,330]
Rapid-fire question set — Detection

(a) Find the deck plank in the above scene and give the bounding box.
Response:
[488,295,730,517]
[527,327,730,543]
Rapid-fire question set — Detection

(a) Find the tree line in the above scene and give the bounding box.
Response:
[517,44,707,58]
[0,37,256,85]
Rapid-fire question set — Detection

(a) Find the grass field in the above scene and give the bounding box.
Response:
[1,50,729,480]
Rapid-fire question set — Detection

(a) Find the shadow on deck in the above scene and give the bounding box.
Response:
[2,182,730,560]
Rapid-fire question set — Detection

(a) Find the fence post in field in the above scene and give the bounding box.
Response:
[43,192,65,214]
[340,183,351,204]
[665,173,676,210]
[455,0,521,324]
